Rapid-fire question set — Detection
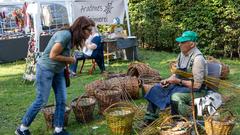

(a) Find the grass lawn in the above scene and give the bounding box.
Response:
[0,48,240,135]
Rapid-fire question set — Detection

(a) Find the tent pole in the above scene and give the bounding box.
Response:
[124,0,131,36]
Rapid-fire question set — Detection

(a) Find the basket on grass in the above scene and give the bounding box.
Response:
[95,89,122,114]
[103,72,127,79]
[71,95,96,123]
[158,115,192,135]
[85,80,106,96]
[104,102,136,135]
[204,109,235,135]
[127,62,160,78]
[121,76,141,99]
[42,104,71,129]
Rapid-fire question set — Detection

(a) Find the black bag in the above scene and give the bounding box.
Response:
[64,66,70,87]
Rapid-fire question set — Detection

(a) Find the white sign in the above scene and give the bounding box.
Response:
[72,0,125,24]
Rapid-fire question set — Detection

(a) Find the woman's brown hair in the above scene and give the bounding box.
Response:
[69,16,92,49]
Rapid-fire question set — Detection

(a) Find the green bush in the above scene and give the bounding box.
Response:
[129,0,240,58]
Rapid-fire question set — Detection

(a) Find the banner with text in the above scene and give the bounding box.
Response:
[72,0,125,24]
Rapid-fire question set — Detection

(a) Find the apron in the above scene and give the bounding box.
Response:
[144,53,197,110]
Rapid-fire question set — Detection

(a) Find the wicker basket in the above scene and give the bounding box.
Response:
[42,104,71,129]
[103,72,127,79]
[122,76,140,99]
[159,115,192,135]
[85,80,106,96]
[104,102,136,135]
[71,95,96,123]
[205,109,235,135]
[106,76,141,99]
[139,74,162,85]
[95,89,122,114]
[127,62,160,77]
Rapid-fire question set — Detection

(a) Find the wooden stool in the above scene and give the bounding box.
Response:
[79,58,96,75]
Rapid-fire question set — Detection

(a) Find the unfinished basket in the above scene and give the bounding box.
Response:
[71,95,96,123]
[104,102,136,135]
[159,115,192,135]
[95,89,122,114]
[42,104,71,129]
[205,109,235,135]
[127,62,160,77]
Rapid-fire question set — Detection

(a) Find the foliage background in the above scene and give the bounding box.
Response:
[129,0,240,58]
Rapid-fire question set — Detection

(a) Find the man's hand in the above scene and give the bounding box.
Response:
[160,80,170,88]
[166,76,181,84]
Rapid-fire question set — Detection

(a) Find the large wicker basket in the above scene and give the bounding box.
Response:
[95,89,122,114]
[122,76,140,99]
[85,80,105,96]
[104,102,136,135]
[205,109,235,135]
[42,104,71,129]
[127,62,160,77]
[71,95,96,123]
[106,76,140,99]
[158,115,192,135]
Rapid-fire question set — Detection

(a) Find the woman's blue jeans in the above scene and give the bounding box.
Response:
[21,64,67,127]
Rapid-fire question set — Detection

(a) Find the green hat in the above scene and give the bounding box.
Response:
[176,31,198,43]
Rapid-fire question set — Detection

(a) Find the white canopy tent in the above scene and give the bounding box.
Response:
[23,0,132,53]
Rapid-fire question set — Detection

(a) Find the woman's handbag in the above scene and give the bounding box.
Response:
[64,65,70,87]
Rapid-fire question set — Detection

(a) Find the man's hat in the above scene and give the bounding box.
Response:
[176,31,198,43]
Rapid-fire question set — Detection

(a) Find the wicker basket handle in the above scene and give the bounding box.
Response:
[103,101,135,114]
[207,109,234,121]
[76,94,91,109]
[160,115,189,126]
